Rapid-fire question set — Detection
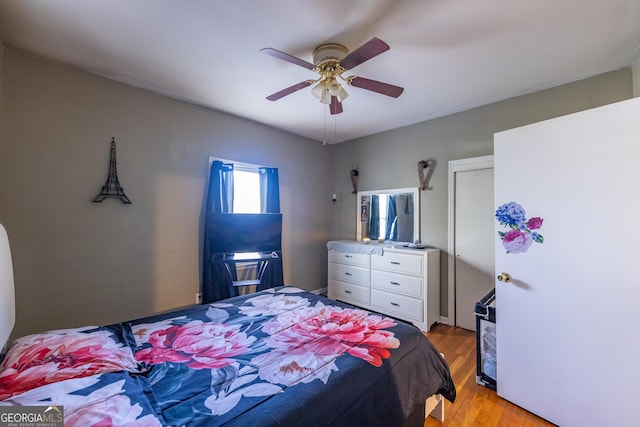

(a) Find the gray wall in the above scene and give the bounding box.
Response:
[0,48,333,338]
[330,69,633,317]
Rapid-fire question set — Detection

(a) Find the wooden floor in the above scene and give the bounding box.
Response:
[424,324,555,427]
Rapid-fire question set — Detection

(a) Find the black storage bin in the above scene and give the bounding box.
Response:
[474,288,496,390]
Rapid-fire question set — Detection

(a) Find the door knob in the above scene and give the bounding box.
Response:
[497,272,512,283]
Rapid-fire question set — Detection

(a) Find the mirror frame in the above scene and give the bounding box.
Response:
[356,187,420,243]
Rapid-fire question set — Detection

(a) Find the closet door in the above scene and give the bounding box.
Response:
[454,166,494,331]
[494,97,640,426]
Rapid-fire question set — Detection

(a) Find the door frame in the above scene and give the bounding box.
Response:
[447,155,494,325]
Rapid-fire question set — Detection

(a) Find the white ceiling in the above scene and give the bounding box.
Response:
[1,0,640,143]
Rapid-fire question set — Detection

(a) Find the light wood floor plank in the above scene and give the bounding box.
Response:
[424,324,555,427]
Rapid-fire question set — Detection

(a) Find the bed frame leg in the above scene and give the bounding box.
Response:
[425,394,444,422]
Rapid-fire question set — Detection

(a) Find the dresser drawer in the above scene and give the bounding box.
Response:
[371,251,423,275]
[328,279,370,306]
[371,270,423,297]
[370,289,423,321]
[329,250,370,268]
[329,262,370,286]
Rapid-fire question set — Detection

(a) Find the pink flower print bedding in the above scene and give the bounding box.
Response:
[0,325,140,400]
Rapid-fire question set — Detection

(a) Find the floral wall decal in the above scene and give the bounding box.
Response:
[495,201,544,254]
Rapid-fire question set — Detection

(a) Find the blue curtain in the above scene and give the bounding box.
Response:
[202,161,236,303]
[259,167,280,213]
[208,161,234,214]
[385,195,398,241]
[369,195,379,239]
[258,167,283,289]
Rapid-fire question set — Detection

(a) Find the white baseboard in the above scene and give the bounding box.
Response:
[310,287,327,295]
[439,316,449,325]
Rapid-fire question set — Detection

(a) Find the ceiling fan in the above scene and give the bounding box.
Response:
[261,37,404,114]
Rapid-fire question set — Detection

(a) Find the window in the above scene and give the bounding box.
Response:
[233,168,260,214]
[209,158,262,214]
[231,167,261,259]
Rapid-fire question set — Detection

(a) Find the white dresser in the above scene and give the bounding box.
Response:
[327,244,440,331]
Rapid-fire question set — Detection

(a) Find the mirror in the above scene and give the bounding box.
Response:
[356,187,420,243]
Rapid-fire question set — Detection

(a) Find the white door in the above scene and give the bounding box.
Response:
[494,97,640,426]
[454,166,494,331]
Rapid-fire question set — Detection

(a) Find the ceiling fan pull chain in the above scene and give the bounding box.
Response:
[322,104,327,145]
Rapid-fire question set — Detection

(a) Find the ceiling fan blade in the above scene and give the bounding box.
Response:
[330,96,343,115]
[260,47,316,70]
[266,81,313,101]
[349,76,404,98]
[339,37,390,70]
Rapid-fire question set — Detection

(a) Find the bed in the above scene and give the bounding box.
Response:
[0,224,455,426]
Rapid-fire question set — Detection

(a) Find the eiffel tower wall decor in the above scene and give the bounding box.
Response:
[93,137,132,204]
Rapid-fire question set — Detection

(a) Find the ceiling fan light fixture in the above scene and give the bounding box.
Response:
[311,81,331,104]
[311,81,325,99]
[328,78,349,102]
[320,89,331,104]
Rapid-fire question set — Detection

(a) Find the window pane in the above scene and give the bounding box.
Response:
[233,170,260,213]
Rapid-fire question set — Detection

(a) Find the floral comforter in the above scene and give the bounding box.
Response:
[0,287,455,426]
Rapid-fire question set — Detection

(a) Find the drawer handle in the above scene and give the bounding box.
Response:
[390,261,401,265]
[344,290,352,294]
[344,272,352,276]
[390,302,400,307]
[390,281,400,286]
[345,255,353,258]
